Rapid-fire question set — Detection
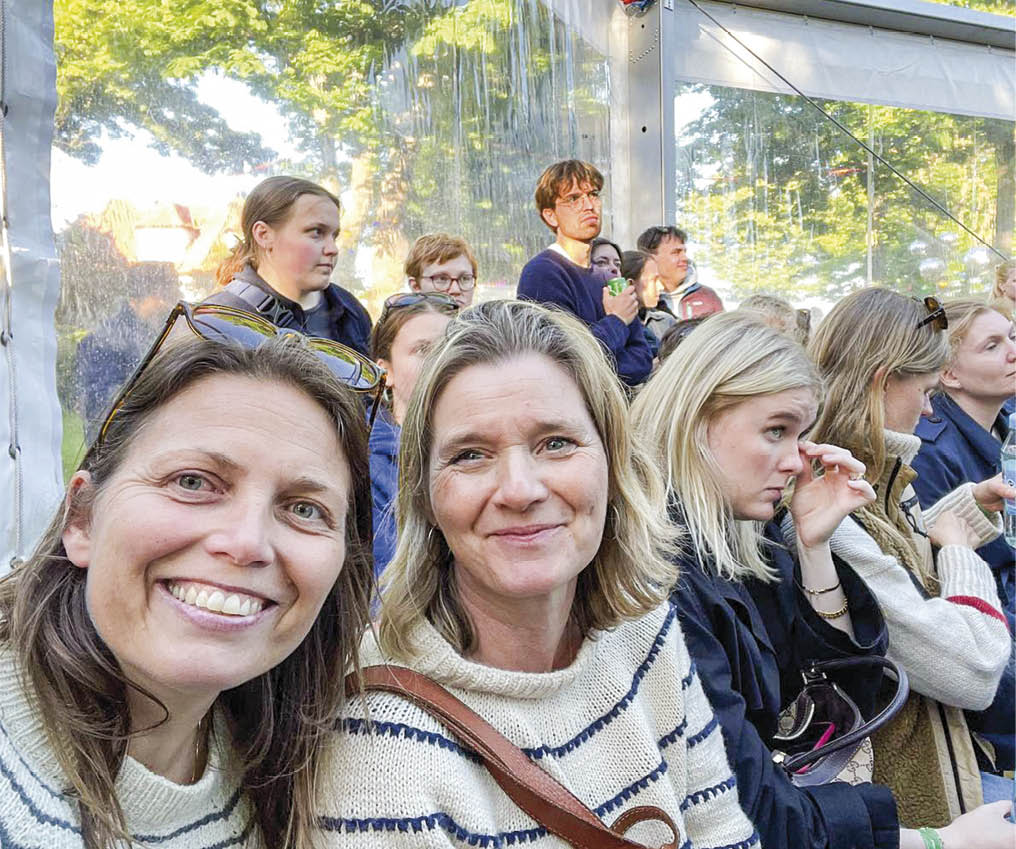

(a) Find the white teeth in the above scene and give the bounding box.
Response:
[168,582,263,618]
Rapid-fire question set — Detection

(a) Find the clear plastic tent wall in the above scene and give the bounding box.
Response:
[1,0,1014,569]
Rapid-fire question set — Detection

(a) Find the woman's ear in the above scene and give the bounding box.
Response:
[251,220,273,251]
[939,366,961,391]
[872,365,888,393]
[377,358,393,391]
[62,471,95,570]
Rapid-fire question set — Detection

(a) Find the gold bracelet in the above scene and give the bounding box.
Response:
[814,598,849,619]
[802,581,842,596]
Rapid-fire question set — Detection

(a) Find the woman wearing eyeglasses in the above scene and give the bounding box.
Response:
[799,288,1014,828]
[369,293,459,575]
[0,332,376,848]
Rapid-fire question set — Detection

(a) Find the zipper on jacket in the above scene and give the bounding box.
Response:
[937,701,967,815]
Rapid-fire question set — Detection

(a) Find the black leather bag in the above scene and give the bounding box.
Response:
[772,656,909,787]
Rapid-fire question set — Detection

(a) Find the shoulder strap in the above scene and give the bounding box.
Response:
[346,665,679,849]
[224,280,299,328]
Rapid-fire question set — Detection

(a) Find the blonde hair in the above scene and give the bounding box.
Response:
[808,288,949,588]
[808,288,949,475]
[993,260,1015,301]
[377,299,678,660]
[631,312,822,582]
[942,297,998,367]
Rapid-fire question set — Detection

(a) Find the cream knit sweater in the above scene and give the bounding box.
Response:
[317,601,760,849]
[0,651,253,848]
[782,430,1010,711]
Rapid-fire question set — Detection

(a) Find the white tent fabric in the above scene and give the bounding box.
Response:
[0,0,62,573]
[670,0,1015,121]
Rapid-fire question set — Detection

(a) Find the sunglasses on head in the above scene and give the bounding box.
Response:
[98,301,387,443]
[916,296,948,332]
[379,292,460,324]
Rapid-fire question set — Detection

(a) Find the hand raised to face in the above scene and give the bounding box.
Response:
[788,441,876,551]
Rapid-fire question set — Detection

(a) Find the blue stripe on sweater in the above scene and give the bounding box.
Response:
[680,775,737,812]
[0,722,248,841]
[340,604,683,767]
[319,757,674,845]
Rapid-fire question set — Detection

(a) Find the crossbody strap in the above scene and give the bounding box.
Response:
[346,664,679,849]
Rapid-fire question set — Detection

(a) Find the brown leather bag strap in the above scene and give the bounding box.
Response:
[346,665,679,849]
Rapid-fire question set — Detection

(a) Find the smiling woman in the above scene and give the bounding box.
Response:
[0,336,374,849]
[318,300,760,848]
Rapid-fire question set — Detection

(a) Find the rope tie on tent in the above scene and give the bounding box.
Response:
[0,0,24,567]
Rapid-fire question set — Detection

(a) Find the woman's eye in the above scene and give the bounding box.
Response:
[545,436,575,452]
[766,427,785,440]
[290,501,324,521]
[176,473,206,491]
[451,449,484,464]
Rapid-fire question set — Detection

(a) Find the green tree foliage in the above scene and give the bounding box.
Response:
[676,86,1013,302]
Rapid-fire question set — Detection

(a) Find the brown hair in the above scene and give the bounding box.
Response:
[404,233,477,282]
[370,296,459,362]
[533,160,604,231]
[0,336,373,849]
[215,176,341,288]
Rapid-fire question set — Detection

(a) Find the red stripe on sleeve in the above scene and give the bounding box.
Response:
[946,595,1011,632]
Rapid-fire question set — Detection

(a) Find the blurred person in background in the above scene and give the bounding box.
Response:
[405,233,479,308]
[912,298,1016,776]
[518,160,651,387]
[637,225,724,320]
[75,263,180,439]
[738,293,811,346]
[657,316,708,364]
[990,260,1015,317]
[368,293,459,576]
[589,236,622,283]
[207,175,372,356]
[620,249,675,357]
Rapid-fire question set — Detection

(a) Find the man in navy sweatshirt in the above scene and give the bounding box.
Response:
[517,160,652,386]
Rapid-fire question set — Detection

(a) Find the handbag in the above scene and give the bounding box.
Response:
[346,664,680,849]
[772,655,909,787]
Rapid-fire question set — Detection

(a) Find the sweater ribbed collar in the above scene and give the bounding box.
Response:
[883,428,921,465]
[0,649,239,831]
[360,617,603,701]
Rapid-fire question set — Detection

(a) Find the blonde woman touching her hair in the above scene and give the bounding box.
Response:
[632,311,1015,849]
[800,288,1013,830]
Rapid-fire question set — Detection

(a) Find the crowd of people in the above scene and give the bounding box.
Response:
[2,162,1015,849]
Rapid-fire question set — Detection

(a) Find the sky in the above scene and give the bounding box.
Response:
[49,74,301,230]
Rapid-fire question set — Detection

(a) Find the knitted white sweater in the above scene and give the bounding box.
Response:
[783,430,1010,711]
[0,652,252,848]
[317,601,760,849]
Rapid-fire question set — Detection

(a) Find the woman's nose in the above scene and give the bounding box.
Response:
[780,445,805,476]
[205,498,274,568]
[493,451,550,511]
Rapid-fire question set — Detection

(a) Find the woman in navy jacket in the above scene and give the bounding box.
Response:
[631,312,1015,849]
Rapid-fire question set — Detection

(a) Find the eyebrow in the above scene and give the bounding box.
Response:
[165,450,340,496]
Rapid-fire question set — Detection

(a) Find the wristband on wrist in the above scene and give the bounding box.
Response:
[918,827,944,849]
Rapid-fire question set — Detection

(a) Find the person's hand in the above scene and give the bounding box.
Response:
[602,284,639,325]
[972,473,1016,513]
[927,509,979,549]
[939,800,1016,848]
[789,441,876,550]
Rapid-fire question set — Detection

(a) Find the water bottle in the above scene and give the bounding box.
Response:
[1003,412,1016,548]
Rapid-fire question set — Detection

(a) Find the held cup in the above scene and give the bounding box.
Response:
[606,276,627,297]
